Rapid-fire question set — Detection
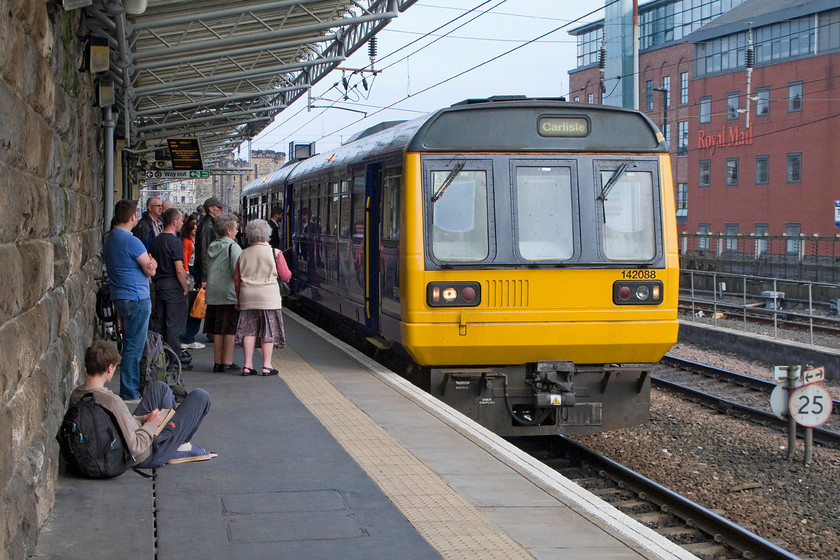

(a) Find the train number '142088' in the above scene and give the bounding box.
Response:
[621,270,657,279]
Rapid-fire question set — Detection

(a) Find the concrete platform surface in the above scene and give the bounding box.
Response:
[32,311,697,560]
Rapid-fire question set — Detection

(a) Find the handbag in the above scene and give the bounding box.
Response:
[273,248,291,297]
[190,287,207,319]
[278,279,291,297]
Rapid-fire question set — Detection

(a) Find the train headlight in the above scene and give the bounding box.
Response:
[427,282,481,307]
[612,280,663,305]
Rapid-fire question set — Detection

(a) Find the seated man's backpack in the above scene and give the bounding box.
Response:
[56,393,130,478]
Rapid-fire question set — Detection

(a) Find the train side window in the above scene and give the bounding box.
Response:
[351,176,365,242]
[431,169,488,262]
[317,183,328,234]
[382,171,400,242]
[513,166,573,260]
[329,182,340,236]
[339,180,352,237]
[599,169,656,261]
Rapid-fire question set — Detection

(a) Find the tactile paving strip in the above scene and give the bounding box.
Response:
[278,349,535,560]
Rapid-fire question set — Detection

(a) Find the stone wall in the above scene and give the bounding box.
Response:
[0,3,102,558]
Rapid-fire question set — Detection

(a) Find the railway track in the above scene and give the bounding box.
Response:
[510,436,801,560]
[654,355,840,447]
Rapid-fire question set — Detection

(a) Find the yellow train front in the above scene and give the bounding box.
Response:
[243,96,679,437]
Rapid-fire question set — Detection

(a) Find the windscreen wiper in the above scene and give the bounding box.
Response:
[598,162,630,202]
[432,160,465,203]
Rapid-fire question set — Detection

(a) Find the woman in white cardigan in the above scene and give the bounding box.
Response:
[234,219,292,376]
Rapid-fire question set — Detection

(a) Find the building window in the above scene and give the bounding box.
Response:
[698,223,710,251]
[786,223,801,256]
[588,93,594,104]
[755,87,770,117]
[726,92,739,120]
[788,81,802,112]
[680,72,688,105]
[678,121,688,156]
[725,158,739,186]
[573,96,580,103]
[786,153,802,183]
[676,182,687,209]
[819,8,840,52]
[754,223,768,257]
[646,80,653,111]
[663,124,670,146]
[755,155,769,185]
[662,76,671,108]
[725,223,738,253]
[700,96,711,123]
[699,160,711,187]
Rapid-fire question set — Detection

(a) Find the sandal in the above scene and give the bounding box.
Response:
[240,367,257,376]
[261,367,279,376]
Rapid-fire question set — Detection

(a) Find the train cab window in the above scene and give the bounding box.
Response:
[513,166,574,260]
[430,169,489,262]
[599,167,656,261]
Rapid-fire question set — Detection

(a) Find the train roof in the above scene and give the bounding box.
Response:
[242,97,666,196]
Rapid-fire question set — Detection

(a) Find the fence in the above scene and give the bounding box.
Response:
[679,269,840,347]
[680,233,840,284]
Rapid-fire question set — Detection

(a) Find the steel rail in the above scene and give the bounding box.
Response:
[556,436,802,560]
[660,355,840,413]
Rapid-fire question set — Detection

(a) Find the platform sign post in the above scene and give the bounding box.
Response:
[789,382,832,465]
[770,366,803,459]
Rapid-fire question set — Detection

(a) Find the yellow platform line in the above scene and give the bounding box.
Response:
[277,349,535,560]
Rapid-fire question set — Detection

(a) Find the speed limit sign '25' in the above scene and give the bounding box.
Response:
[789,384,833,427]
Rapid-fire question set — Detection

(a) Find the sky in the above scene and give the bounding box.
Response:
[249,0,609,157]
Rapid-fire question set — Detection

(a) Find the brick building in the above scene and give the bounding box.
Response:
[569,0,840,249]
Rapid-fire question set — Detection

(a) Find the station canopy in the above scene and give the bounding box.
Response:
[82,0,418,176]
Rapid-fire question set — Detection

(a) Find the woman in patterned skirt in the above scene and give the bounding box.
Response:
[234,219,292,376]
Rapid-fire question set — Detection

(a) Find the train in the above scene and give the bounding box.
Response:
[241,96,679,436]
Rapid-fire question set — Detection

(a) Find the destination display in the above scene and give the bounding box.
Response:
[537,116,589,137]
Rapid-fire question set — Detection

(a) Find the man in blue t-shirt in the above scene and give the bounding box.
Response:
[104,200,158,400]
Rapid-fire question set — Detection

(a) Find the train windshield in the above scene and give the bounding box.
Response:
[599,169,656,260]
[431,170,489,262]
[514,166,574,260]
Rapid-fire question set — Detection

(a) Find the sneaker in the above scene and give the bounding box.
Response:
[188,342,206,349]
[167,445,215,465]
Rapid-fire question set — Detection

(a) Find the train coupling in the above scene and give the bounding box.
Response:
[532,361,576,408]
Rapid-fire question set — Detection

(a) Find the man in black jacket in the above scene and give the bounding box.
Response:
[132,197,163,250]
[268,206,283,249]
[193,197,224,288]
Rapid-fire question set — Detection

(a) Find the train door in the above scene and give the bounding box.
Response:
[364,163,383,334]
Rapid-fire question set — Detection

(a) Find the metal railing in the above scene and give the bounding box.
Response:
[679,269,840,347]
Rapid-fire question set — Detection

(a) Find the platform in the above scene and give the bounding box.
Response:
[33,311,697,560]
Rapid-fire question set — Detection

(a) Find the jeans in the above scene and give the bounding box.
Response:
[156,289,188,354]
[113,297,152,400]
[133,381,212,468]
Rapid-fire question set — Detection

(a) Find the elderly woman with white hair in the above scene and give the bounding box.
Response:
[234,219,292,376]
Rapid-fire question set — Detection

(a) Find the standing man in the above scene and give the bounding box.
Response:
[149,208,193,370]
[268,206,283,249]
[193,197,224,288]
[132,196,164,250]
[104,199,157,400]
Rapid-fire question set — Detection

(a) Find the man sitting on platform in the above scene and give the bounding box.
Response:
[70,341,216,466]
